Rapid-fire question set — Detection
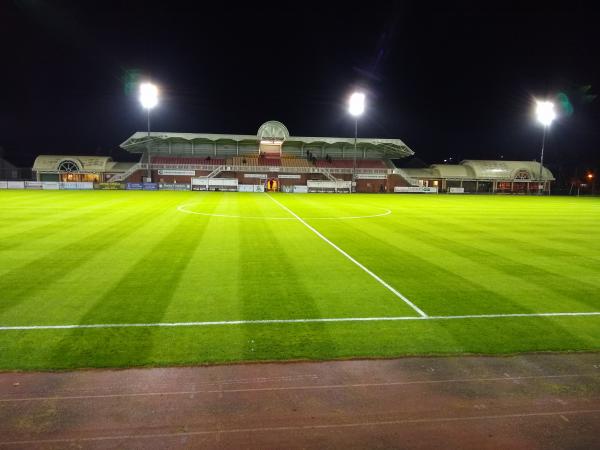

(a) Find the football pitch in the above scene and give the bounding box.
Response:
[1,190,599,370]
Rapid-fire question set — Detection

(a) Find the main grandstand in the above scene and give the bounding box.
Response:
[29,120,555,193]
[117,120,413,193]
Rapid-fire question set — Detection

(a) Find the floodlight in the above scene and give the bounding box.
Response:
[535,100,556,127]
[139,82,158,109]
[534,100,557,194]
[348,92,365,117]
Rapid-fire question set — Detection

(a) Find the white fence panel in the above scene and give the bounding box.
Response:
[6,181,25,189]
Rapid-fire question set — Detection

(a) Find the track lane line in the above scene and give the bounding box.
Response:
[2,409,600,446]
[1,373,596,403]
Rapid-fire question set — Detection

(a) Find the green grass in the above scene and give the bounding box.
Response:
[0,190,599,370]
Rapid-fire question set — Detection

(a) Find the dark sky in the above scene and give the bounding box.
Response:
[2,1,599,169]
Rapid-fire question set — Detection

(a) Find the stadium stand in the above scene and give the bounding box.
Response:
[281,158,312,168]
[231,156,259,166]
[258,156,281,167]
[316,159,387,169]
[152,156,224,166]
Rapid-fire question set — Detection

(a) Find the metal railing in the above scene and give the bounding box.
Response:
[109,163,143,182]
[108,163,392,181]
[391,168,420,186]
[148,163,390,175]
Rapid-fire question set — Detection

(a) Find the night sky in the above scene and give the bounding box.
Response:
[2,1,599,174]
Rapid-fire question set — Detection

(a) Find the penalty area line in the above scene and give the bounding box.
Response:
[1,312,600,331]
[265,194,428,317]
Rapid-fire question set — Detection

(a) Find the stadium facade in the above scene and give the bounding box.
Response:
[29,121,554,193]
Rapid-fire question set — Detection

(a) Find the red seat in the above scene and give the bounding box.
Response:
[151,156,224,166]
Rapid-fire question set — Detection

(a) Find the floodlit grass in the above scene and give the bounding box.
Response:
[0,190,599,370]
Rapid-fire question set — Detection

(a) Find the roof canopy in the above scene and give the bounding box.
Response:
[32,155,135,173]
[120,120,414,158]
[33,155,112,172]
[460,160,555,181]
[402,160,555,181]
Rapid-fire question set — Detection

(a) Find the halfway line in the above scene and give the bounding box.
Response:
[265,194,428,317]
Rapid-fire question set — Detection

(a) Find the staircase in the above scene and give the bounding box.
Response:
[322,169,337,182]
[392,168,419,186]
[108,163,143,182]
[207,165,224,179]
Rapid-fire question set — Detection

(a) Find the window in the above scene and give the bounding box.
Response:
[514,170,530,180]
[57,160,79,172]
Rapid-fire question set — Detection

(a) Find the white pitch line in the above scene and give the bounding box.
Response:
[1,312,599,331]
[176,203,392,220]
[265,194,428,317]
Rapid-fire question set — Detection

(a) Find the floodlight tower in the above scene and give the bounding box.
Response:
[348,92,365,193]
[535,100,556,194]
[139,82,159,180]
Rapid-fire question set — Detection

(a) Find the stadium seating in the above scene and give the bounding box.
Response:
[231,156,259,166]
[358,160,388,168]
[258,156,281,167]
[316,159,387,169]
[150,155,386,169]
[152,156,224,166]
[281,158,312,168]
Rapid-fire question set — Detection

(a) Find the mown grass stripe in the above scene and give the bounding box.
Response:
[266,194,428,317]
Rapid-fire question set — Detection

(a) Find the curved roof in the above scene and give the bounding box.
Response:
[400,160,555,181]
[430,164,476,179]
[119,120,414,158]
[400,168,437,178]
[33,155,114,172]
[462,160,554,181]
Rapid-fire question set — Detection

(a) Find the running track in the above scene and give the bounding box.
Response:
[1,353,599,449]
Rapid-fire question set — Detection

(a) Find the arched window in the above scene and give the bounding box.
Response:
[257,121,289,143]
[514,169,530,180]
[57,160,79,172]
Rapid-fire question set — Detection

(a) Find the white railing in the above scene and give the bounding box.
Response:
[109,163,143,182]
[109,163,392,181]
[391,168,420,186]
[148,163,390,175]
[206,165,224,178]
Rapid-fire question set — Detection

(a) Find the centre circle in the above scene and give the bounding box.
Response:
[177,203,392,220]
